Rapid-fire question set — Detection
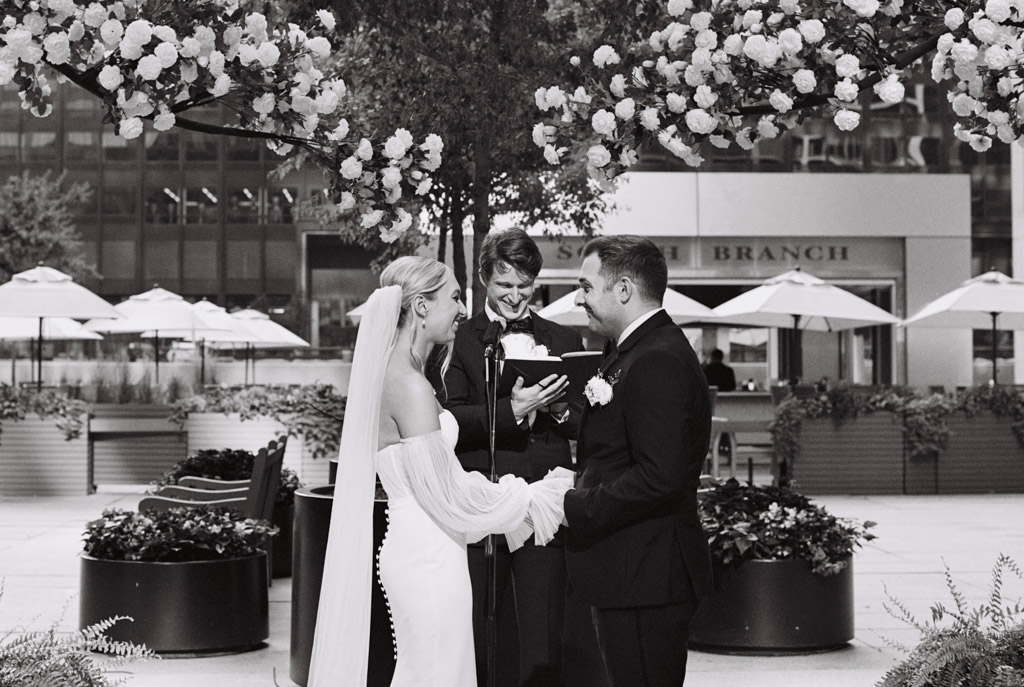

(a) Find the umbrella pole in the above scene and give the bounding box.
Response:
[155,332,160,386]
[37,317,43,391]
[790,313,801,384]
[991,312,998,385]
[200,339,206,386]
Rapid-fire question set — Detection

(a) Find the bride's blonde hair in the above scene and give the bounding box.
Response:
[379,255,455,378]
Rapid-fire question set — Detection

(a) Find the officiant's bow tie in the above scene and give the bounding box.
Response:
[505,317,533,334]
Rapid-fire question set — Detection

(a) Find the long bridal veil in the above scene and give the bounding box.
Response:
[308,285,401,687]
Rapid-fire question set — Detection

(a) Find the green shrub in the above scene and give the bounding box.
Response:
[699,478,876,577]
[83,507,278,563]
[878,555,1024,687]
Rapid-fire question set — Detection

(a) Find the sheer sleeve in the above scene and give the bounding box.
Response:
[398,431,573,549]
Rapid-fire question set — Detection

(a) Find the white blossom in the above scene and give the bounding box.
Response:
[587,144,612,167]
[316,9,336,31]
[592,45,620,68]
[792,69,816,94]
[119,116,144,139]
[685,108,717,134]
[833,108,861,131]
[614,97,636,119]
[591,109,617,136]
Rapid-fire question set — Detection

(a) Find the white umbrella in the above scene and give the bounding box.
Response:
[538,288,716,327]
[901,270,1024,383]
[346,301,367,325]
[711,268,899,380]
[216,309,309,384]
[85,286,227,383]
[0,316,104,341]
[0,316,103,387]
[0,266,119,388]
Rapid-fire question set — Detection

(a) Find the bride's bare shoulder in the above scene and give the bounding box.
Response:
[382,365,441,436]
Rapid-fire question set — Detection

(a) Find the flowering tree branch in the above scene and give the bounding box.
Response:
[533,0,1018,186]
[2,0,443,243]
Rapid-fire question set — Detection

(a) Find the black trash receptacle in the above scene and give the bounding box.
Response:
[290,485,395,686]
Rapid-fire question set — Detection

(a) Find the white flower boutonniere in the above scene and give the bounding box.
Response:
[584,370,620,407]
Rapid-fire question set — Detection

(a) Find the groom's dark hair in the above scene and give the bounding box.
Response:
[582,235,667,304]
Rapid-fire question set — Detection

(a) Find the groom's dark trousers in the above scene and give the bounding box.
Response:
[431,310,603,686]
[565,310,714,687]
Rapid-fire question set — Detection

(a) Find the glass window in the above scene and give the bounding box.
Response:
[184,240,218,278]
[225,135,261,161]
[145,184,181,225]
[144,130,180,162]
[65,89,100,112]
[143,242,180,281]
[226,240,261,279]
[266,240,296,280]
[0,129,18,163]
[100,240,136,279]
[266,186,297,224]
[1,83,20,111]
[65,129,98,162]
[185,186,220,224]
[21,131,58,162]
[226,186,261,224]
[102,131,138,162]
[183,129,218,161]
[102,183,139,218]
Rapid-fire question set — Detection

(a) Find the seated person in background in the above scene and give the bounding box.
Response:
[702,348,736,392]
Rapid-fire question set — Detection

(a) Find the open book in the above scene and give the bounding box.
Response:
[497,351,603,405]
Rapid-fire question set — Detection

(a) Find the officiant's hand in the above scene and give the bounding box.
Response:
[511,374,569,422]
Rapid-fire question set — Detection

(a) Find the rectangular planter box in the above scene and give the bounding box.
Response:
[938,411,1024,494]
[0,417,89,496]
[89,404,186,486]
[794,414,904,495]
[185,413,331,487]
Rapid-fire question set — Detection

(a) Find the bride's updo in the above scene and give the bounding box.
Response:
[380,256,452,329]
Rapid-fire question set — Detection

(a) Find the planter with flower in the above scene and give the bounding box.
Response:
[690,478,877,652]
[0,383,89,497]
[79,506,278,653]
[171,383,345,487]
[151,448,304,577]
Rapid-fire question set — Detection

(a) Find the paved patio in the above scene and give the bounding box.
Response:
[1,487,1021,686]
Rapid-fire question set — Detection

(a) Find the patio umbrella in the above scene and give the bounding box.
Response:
[346,301,367,325]
[711,268,900,379]
[85,286,226,384]
[537,288,717,326]
[901,270,1024,383]
[0,316,103,385]
[221,309,309,384]
[0,266,120,389]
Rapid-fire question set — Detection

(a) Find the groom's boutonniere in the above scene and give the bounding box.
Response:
[584,370,620,407]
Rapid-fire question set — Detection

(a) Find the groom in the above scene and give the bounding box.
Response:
[563,235,713,687]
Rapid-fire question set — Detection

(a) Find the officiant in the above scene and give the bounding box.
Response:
[429,228,604,687]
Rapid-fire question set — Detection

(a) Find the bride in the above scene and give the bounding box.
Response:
[308,256,573,686]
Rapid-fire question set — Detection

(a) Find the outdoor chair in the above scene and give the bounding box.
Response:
[139,437,287,581]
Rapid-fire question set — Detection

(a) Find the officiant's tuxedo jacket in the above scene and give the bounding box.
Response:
[432,309,584,481]
[564,309,714,609]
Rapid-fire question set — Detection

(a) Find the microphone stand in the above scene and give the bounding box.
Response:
[483,336,503,687]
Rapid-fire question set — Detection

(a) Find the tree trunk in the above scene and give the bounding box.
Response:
[470,133,493,314]
[450,184,467,298]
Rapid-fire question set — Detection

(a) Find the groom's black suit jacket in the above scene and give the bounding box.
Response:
[564,309,713,609]
[435,310,583,480]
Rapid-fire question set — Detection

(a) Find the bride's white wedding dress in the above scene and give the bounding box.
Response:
[376,410,569,687]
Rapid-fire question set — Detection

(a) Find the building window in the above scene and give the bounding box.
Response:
[183,129,218,161]
[0,130,18,163]
[266,186,297,224]
[143,241,180,281]
[102,183,138,218]
[144,130,180,162]
[226,185,260,224]
[65,130,98,162]
[145,185,181,224]
[21,131,58,162]
[225,135,261,161]
[102,131,138,162]
[185,185,220,224]
[100,240,137,279]
[266,240,296,280]
[184,240,219,279]
[226,240,261,279]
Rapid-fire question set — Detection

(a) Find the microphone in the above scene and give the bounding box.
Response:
[482,317,506,358]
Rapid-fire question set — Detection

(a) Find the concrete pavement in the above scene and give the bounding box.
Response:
[1,488,1021,686]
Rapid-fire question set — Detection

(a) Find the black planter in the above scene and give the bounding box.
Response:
[290,485,395,686]
[79,553,268,653]
[272,502,293,578]
[689,558,854,653]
